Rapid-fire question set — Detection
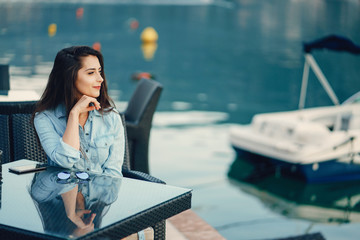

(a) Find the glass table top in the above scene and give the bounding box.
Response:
[0,160,191,239]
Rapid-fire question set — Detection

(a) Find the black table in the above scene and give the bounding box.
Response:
[0,160,192,239]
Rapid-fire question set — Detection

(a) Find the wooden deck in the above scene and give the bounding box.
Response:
[166,210,226,240]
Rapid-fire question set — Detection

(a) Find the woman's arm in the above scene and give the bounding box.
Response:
[34,113,81,168]
[63,95,101,150]
[34,95,101,168]
[102,112,125,177]
[61,185,96,230]
[62,110,81,150]
[61,185,79,220]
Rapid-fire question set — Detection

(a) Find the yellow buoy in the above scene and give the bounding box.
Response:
[140,27,158,43]
[48,23,57,37]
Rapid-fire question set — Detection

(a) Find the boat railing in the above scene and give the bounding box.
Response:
[298,35,360,109]
[299,54,340,109]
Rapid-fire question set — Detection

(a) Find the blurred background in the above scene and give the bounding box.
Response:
[1,0,360,239]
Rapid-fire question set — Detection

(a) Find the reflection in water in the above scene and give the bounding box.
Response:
[141,42,158,61]
[228,157,360,224]
[153,110,228,127]
[29,168,122,238]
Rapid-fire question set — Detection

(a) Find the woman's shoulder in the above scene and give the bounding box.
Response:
[99,107,120,117]
[96,108,122,124]
[34,105,65,121]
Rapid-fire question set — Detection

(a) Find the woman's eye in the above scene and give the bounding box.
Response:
[88,72,94,75]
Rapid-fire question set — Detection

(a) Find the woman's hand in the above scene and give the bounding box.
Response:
[71,95,101,116]
[63,95,101,150]
[61,186,96,231]
[68,210,96,228]
[70,212,96,237]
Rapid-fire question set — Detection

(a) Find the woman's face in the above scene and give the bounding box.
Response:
[75,55,103,99]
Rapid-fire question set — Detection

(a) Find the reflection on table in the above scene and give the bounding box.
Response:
[29,167,122,238]
[228,157,360,224]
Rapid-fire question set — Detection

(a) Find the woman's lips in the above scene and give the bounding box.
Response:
[93,86,101,90]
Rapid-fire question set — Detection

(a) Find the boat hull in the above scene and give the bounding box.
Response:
[232,145,360,183]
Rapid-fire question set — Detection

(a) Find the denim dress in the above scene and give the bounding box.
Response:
[34,104,124,177]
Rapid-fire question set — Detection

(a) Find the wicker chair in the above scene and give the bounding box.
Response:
[0,115,10,163]
[0,100,37,115]
[0,100,38,163]
[124,79,163,174]
[0,107,167,239]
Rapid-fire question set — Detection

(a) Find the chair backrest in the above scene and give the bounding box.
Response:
[124,79,163,125]
[123,79,163,173]
[12,114,47,163]
[0,101,37,115]
[120,113,131,171]
[0,101,38,163]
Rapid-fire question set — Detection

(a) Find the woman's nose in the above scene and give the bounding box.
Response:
[97,73,104,82]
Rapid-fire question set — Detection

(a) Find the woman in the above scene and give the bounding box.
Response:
[34,46,124,176]
[34,46,153,239]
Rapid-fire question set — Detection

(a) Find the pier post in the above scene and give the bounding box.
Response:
[0,65,10,91]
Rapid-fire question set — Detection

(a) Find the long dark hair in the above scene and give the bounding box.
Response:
[34,46,114,118]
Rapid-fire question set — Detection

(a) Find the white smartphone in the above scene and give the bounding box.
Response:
[9,163,47,174]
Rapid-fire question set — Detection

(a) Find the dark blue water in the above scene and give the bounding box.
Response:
[1,1,360,239]
[2,1,360,122]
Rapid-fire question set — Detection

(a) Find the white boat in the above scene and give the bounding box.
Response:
[230,35,360,183]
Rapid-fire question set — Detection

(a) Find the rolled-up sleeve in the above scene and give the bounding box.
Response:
[34,112,81,169]
[102,113,124,177]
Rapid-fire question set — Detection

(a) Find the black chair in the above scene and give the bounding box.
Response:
[0,101,37,163]
[0,115,10,163]
[124,79,163,174]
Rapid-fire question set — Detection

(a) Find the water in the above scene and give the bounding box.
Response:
[1,1,360,239]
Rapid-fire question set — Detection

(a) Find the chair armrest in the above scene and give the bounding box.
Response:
[122,169,166,184]
[124,121,141,137]
[124,120,139,128]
